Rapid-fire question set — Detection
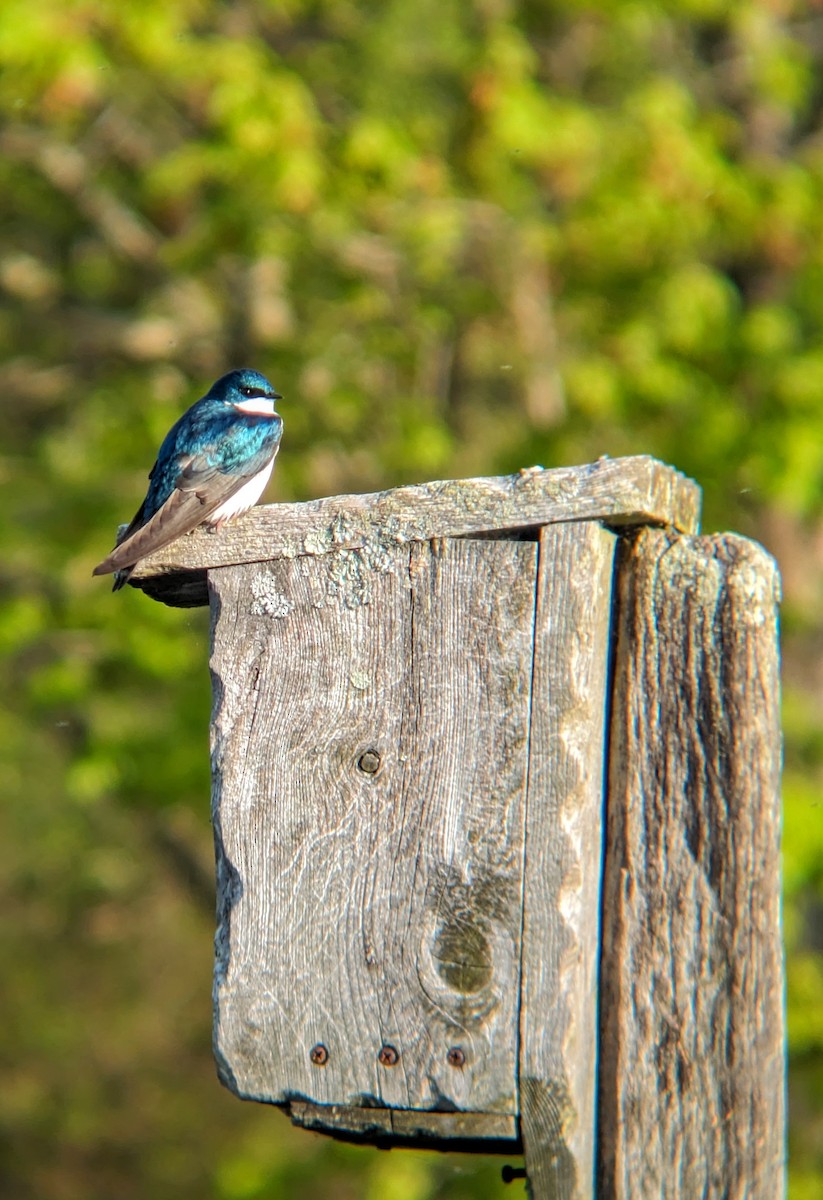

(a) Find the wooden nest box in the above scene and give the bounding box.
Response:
[132,456,784,1200]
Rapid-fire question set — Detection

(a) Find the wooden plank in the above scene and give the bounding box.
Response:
[210,537,537,1127]
[285,1101,518,1148]
[131,457,700,601]
[599,529,784,1199]
[519,523,617,1200]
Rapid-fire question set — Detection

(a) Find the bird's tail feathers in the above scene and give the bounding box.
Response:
[112,566,134,592]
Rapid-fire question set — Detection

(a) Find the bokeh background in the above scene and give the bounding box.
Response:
[1,1,821,1196]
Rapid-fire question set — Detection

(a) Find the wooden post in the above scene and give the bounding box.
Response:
[128,456,784,1200]
[599,528,784,1199]
[518,521,616,1200]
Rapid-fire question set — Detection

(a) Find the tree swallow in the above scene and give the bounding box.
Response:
[93,368,283,590]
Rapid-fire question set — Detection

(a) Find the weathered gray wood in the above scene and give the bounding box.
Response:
[519,523,617,1200]
[599,529,784,1199]
[286,1100,518,1147]
[132,457,700,607]
[210,537,537,1131]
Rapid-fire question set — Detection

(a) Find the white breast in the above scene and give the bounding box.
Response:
[207,457,275,526]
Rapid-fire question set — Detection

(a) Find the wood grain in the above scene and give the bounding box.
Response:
[285,1100,518,1149]
[599,529,784,1199]
[519,523,617,1200]
[130,457,700,607]
[210,538,537,1124]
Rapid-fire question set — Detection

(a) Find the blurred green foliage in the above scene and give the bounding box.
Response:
[1,0,821,1195]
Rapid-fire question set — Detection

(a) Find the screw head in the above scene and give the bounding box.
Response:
[378,1044,399,1067]
[446,1046,466,1068]
[358,749,381,774]
[309,1043,329,1066]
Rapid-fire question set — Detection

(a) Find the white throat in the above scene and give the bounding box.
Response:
[233,398,276,416]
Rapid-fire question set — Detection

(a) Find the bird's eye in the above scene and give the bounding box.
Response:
[240,385,269,399]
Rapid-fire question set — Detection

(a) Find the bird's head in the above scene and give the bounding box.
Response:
[209,368,283,417]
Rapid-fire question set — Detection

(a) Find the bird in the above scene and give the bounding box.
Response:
[93,368,283,591]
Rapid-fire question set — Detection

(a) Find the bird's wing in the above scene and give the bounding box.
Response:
[92,451,270,577]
